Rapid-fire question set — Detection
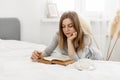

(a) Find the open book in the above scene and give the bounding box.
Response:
[37,55,75,66]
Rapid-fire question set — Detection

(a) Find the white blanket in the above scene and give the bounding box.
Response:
[0,40,120,80]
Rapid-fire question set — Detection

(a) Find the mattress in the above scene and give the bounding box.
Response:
[0,39,120,80]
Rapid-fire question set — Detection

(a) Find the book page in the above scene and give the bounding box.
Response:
[44,54,71,61]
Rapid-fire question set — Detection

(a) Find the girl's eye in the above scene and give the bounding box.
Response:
[62,26,65,28]
[69,25,73,28]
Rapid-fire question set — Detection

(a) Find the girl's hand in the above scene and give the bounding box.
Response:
[31,50,43,62]
[68,32,77,41]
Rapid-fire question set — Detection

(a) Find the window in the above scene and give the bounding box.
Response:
[85,0,105,12]
[74,0,120,20]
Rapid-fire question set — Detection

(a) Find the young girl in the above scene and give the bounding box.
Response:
[31,11,103,61]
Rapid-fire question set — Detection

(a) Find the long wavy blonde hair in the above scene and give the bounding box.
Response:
[58,11,85,52]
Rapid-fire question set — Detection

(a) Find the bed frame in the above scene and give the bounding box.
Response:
[0,18,20,40]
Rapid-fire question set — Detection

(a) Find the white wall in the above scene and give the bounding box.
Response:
[0,0,51,44]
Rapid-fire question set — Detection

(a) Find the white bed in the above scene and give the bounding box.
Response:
[0,39,120,80]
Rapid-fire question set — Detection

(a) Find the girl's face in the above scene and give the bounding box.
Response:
[62,18,76,38]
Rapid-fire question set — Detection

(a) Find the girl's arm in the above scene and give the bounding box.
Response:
[67,32,79,60]
[43,33,58,56]
[67,39,76,57]
[31,33,58,61]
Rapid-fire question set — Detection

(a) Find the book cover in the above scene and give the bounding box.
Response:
[37,56,75,66]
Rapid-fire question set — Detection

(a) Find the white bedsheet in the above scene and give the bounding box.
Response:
[0,40,120,80]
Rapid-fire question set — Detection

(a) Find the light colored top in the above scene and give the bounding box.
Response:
[43,33,103,61]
